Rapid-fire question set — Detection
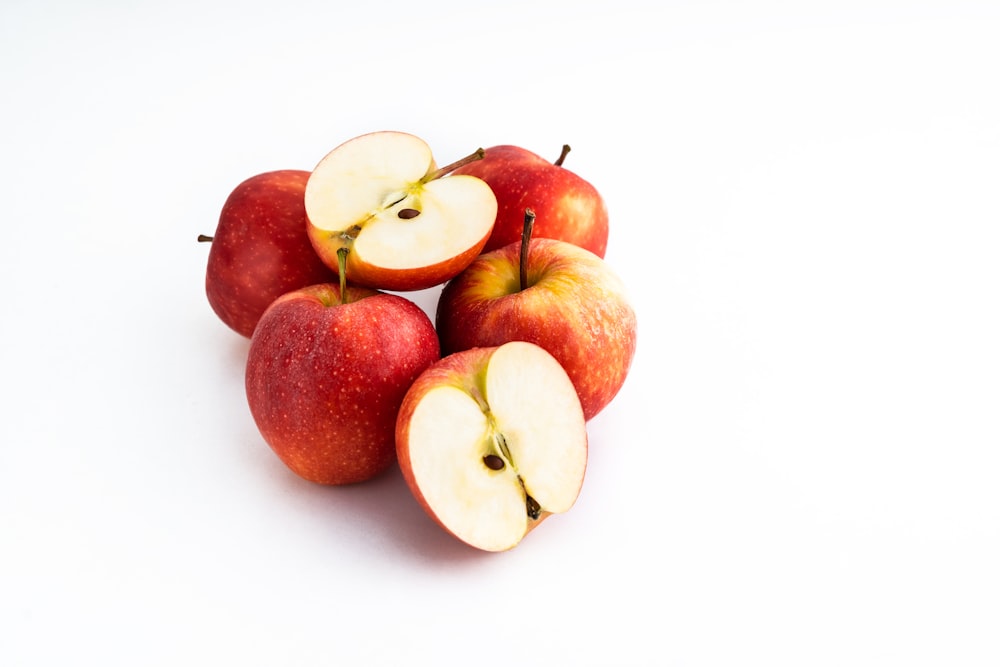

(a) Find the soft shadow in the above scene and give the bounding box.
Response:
[267,460,496,568]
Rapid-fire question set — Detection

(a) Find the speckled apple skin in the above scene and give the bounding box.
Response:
[436,238,636,421]
[205,170,338,338]
[246,283,440,485]
[451,145,609,258]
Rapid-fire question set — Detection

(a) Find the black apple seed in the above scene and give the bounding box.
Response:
[397,208,421,219]
[525,495,542,520]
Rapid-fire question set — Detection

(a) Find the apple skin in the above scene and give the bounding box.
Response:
[450,144,609,258]
[245,283,440,485]
[307,227,490,293]
[204,170,338,338]
[436,238,636,421]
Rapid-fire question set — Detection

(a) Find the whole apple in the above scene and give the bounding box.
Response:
[450,144,609,257]
[201,170,338,338]
[396,341,588,551]
[246,281,440,485]
[436,234,636,421]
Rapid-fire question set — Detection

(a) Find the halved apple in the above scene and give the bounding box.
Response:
[396,341,588,552]
[305,131,498,291]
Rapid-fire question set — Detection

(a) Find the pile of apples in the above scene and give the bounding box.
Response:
[200,131,637,552]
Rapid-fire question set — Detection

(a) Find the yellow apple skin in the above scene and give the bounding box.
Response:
[436,238,637,421]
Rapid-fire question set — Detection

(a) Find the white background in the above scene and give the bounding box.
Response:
[2,1,998,665]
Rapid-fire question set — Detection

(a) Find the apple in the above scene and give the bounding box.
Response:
[304,131,498,292]
[200,169,339,338]
[436,212,636,421]
[396,341,588,552]
[245,267,440,485]
[450,143,609,257]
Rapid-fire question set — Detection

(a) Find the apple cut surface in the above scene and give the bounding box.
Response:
[397,341,587,552]
[305,131,498,291]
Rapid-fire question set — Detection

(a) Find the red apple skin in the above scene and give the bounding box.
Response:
[306,224,491,293]
[204,170,338,338]
[436,238,636,421]
[450,145,609,258]
[245,283,440,485]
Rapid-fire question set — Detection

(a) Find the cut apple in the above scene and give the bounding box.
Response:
[305,131,498,291]
[396,341,588,552]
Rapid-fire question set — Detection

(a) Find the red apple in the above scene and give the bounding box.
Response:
[201,170,338,338]
[450,144,609,257]
[245,278,440,485]
[396,341,588,552]
[305,131,498,291]
[436,217,636,421]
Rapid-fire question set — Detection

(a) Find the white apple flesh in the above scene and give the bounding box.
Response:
[305,131,498,291]
[396,341,588,552]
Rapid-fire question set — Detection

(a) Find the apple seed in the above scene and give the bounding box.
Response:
[482,454,505,471]
[397,208,421,219]
[525,493,542,521]
[490,430,543,520]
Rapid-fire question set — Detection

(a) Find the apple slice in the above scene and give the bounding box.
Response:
[396,341,588,552]
[305,131,498,291]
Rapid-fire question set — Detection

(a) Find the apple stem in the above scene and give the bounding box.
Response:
[554,144,571,167]
[197,234,213,242]
[424,148,485,182]
[519,208,536,292]
[337,247,350,305]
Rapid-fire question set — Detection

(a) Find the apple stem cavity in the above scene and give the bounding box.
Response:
[197,234,213,242]
[424,148,486,182]
[519,208,536,292]
[554,144,571,167]
[337,247,350,306]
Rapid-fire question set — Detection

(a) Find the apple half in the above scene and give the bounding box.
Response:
[396,341,588,552]
[305,131,498,291]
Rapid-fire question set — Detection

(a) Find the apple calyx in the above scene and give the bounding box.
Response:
[519,208,536,292]
[553,144,571,167]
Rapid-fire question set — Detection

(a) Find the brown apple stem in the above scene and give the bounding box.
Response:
[337,247,350,305]
[553,144,571,167]
[197,234,213,242]
[519,208,536,292]
[424,148,485,182]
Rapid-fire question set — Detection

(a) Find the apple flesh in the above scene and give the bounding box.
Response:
[246,282,440,485]
[396,341,588,552]
[450,144,609,257]
[201,170,339,338]
[305,131,498,291]
[436,234,636,421]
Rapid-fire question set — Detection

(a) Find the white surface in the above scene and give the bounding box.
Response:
[2,1,998,665]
